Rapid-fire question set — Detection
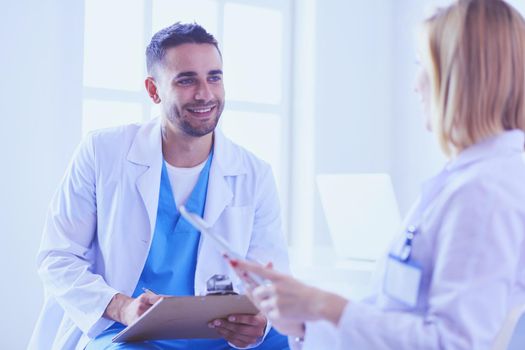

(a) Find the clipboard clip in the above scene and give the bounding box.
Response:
[206,274,238,295]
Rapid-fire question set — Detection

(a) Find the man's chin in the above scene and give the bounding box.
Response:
[180,120,218,138]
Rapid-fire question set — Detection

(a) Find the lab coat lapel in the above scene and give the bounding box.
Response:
[127,119,163,240]
[202,129,244,226]
[203,165,232,226]
[195,129,246,294]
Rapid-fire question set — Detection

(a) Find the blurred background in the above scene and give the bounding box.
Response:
[1,0,524,348]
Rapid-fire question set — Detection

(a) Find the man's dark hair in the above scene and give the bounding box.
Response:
[146,22,220,75]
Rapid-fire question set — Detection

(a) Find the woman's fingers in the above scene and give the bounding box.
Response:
[231,259,283,282]
[252,284,275,303]
[251,285,282,318]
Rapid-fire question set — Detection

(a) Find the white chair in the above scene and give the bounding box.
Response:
[492,304,525,350]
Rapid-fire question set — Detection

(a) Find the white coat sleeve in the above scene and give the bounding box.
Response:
[306,185,524,349]
[36,133,118,338]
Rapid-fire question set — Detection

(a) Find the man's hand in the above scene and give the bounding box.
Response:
[208,313,267,348]
[104,292,162,326]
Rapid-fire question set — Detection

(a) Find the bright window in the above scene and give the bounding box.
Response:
[152,0,219,36]
[83,0,144,91]
[223,3,283,104]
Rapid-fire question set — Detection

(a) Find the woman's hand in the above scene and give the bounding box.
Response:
[230,259,349,330]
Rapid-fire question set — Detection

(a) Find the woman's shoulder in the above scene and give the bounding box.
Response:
[442,153,525,212]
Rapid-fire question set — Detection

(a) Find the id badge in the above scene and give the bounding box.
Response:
[383,254,422,307]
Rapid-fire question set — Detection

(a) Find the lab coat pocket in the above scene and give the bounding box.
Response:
[214,205,255,257]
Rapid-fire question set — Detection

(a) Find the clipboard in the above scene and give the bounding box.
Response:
[112,294,258,342]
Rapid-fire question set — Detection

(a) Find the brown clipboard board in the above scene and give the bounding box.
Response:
[112,295,258,342]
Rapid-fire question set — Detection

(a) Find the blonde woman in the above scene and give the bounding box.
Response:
[231,0,525,349]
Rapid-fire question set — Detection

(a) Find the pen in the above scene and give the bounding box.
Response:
[141,287,158,295]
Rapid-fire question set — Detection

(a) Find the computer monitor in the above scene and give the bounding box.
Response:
[316,173,401,261]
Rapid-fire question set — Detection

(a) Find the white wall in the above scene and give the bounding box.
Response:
[313,0,394,244]
[0,0,84,348]
[389,0,449,215]
[508,0,525,16]
[310,0,441,246]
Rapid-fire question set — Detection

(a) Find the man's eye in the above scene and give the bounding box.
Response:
[177,78,194,85]
[208,75,222,83]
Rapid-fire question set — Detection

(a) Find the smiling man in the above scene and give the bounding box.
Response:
[29,23,290,350]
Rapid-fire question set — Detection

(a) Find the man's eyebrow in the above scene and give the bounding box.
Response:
[209,70,223,75]
[175,71,197,79]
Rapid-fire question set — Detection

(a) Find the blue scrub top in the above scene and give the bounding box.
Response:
[88,152,288,349]
[131,154,212,298]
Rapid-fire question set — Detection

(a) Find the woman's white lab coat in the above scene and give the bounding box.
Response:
[302,130,525,350]
[28,118,289,350]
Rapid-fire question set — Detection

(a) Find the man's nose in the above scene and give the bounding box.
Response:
[195,82,213,101]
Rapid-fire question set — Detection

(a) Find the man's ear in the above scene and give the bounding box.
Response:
[145,76,161,104]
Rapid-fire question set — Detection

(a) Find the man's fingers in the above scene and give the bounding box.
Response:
[215,321,262,337]
[207,312,266,347]
[140,293,162,305]
[214,324,259,346]
[209,319,264,337]
[136,302,150,316]
[215,328,253,348]
[226,313,266,326]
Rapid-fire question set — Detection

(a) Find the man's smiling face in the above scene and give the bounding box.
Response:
[156,43,225,137]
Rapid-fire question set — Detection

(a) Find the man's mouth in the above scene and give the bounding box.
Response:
[186,105,216,117]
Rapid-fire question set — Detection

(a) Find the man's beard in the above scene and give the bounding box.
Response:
[168,102,223,137]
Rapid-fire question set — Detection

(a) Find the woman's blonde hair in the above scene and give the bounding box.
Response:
[421,0,525,155]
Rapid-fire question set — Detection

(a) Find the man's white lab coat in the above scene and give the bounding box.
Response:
[29,118,289,350]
